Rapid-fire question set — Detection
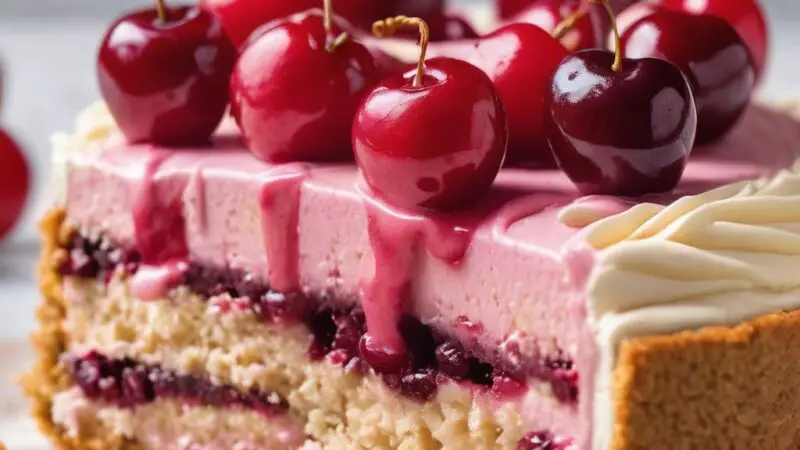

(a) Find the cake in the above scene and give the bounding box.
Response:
[23,0,800,449]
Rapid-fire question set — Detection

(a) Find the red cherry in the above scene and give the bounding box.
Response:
[0,129,29,240]
[618,7,756,145]
[656,0,768,78]
[98,3,236,146]
[354,18,507,211]
[431,23,567,164]
[201,0,392,47]
[510,0,596,51]
[230,8,382,163]
[546,0,696,196]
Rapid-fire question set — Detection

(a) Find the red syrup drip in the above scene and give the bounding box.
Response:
[259,164,309,293]
[360,193,479,366]
[131,151,190,300]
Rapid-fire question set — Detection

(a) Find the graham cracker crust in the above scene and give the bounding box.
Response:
[22,208,800,449]
[20,208,136,450]
[613,311,800,450]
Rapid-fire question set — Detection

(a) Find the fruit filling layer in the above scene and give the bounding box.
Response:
[51,388,306,450]
[60,271,582,448]
[59,233,578,405]
[64,351,286,415]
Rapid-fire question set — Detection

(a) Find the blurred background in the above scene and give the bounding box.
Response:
[0,0,799,447]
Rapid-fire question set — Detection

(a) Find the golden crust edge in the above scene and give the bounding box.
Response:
[612,309,800,450]
[19,208,138,450]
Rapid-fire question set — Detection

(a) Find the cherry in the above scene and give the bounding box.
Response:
[545,0,696,196]
[618,7,756,144]
[656,0,768,78]
[353,17,507,211]
[230,4,382,163]
[0,129,29,240]
[431,23,567,164]
[98,0,236,147]
[201,0,392,47]
[359,334,409,374]
[510,0,596,52]
[517,431,574,450]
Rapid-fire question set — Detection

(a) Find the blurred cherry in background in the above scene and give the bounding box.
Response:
[0,59,30,241]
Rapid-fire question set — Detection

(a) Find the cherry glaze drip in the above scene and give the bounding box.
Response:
[360,192,479,368]
[259,165,309,293]
[131,151,190,299]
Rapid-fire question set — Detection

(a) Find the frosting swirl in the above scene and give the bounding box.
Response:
[586,165,800,317]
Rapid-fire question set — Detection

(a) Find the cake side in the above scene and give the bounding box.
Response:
[21,209,136,450]
[613,310,800,449]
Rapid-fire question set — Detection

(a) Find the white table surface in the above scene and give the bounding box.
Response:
[0,0,799,447]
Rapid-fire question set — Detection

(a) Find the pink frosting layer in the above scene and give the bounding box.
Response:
[65,105,800,445]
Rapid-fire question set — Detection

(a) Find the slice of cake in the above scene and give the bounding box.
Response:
[26,98,800,449]
[24,0,800,449]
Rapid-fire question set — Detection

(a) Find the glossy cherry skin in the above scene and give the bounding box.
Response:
[0,129,29,240]
[353,57,508,211]
[546,50,697,196]
[201,0,392,47]
[98,6,236,146]
[618,9,756,145]
[656,0,768,78]
[510,0,596,51]
[231,9,382,163]
[431,23,567,164]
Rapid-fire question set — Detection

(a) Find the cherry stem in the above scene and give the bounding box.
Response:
[552,7,588,40]
[323,0,349,52]
[591,0,622,72]
[373,16,429,88]
[155,0,167,23]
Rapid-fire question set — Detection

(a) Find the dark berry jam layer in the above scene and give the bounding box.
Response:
[517,431,575,450]
[64,351,286,417]
[59,233,579,404]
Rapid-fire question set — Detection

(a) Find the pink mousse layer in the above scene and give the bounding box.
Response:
[65,105,800,444]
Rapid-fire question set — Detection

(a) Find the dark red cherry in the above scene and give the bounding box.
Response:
[510,0,596,52]
[359,334,409,374]
[98,3,236,146]
[546,1,696,196]
[618,8,756,144]
[354,18,507,211]
[230,8,382,163]
[656,0,768,78]
[0,129,29,240]
[430,23,566,164]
